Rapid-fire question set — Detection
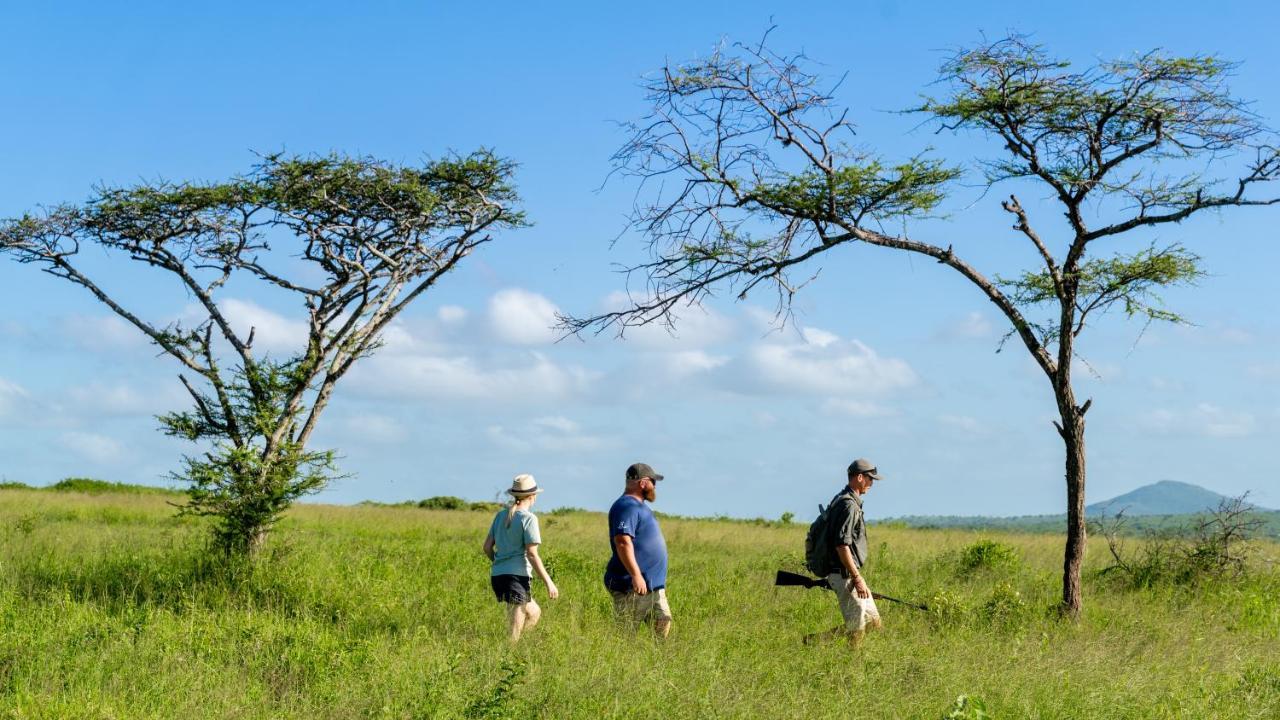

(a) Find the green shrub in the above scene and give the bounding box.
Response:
[926,589,968,628]
[0,481,32,490]
[47,478,181,495]
[417,496,469,511]
[1098,498,1265,589]
[464,660,527,719]
[981,581,1028,626]
[957,539,1020,573]
[943,695,992,720]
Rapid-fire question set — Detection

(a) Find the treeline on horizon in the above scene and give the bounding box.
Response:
[5,478,1278,539]
[884,512,1280,539]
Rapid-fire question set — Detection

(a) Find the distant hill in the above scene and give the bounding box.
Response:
[1086,480,1269,517]
[881,481,1279,538]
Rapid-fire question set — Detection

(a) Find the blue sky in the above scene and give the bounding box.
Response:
[2,1,1277,519]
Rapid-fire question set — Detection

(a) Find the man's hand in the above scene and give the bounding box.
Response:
[849,575,871,599]
[546,580,560,600]
[632,575,649,595]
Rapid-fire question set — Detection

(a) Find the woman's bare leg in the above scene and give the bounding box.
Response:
[507,603,527,642]
[523,598,542,632]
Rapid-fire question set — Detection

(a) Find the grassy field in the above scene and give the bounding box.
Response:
[1,487,1277,719]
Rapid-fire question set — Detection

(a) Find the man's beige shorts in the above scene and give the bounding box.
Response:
[826,573,882,632]
[610,587,673,625]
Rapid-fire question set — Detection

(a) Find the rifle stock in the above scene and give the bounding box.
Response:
[775,569,930,611]
[774,570,828,589]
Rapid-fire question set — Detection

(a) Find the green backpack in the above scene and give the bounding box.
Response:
[804,503,834,576]
[804,494,861,576]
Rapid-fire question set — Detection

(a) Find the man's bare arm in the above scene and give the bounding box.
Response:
[612,533,649,595]
[835,544,870,598]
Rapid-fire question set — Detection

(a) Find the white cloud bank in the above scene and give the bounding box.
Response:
[60,431,127,464]
[489,288,560,345]
[1141,403,1258,438]
[350,351,595,404]
[0,377,30,419]
[486,415,612,453]
[221,298,309,353]
[743,331,918,397]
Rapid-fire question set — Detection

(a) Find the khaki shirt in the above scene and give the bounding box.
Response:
[827,487,868,569]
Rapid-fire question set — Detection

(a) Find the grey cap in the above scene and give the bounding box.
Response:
[626,462,664,482]
[847,458,883,480]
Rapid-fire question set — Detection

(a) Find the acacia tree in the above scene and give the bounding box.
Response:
[1,152,524,554]
[562,36,1279,616]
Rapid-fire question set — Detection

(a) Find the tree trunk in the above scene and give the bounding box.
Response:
[247,525,270,556]
[1060,409,1087,619]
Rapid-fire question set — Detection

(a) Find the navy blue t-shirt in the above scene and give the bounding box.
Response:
[603,495,668,591]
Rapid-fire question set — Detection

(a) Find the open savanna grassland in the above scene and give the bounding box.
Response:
[1,487,1277,719]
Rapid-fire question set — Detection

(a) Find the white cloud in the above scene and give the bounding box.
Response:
[1197,404,1257,438]
[437,305,468,324]
[350,351,595,404]
[532,415,579,434]
[1140,403,1257,438]
[801,327,839,348]
[660,350,729,378]
[1148,376,1189,393]
[64,381,182,417]
[0,377,30,419]
[1180,323,1257,346]
[935,311,995,341]
[600,291,737,350]
[821,399,892,417]
[743,332,917,397]
[938,414,986,434]
[61,431,126,464]
[1072,358,1123,382]
[221,298,308,353]
[342,413,409,444]
[486,415,611,453]
[62,314,146,351]
[489,288,560,345]
[1248,363,1280,381]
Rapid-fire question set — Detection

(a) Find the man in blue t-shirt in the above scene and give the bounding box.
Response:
[604,462,671,637]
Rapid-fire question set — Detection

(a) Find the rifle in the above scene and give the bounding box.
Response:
[775,570,930,612]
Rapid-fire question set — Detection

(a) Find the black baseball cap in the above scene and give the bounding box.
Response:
[626,462,664,482]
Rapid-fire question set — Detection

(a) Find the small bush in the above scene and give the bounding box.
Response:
[1099,496,1264,589]
[943,695,992,720]
[957,539,1020,573]
[981,581,1028,626]
[926,590,967,628]
[47,478,180,495]
[0,481,32,490]
[464,660,526,719]
[417,496,469,511]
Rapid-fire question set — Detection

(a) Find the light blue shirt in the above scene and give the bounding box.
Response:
[488,507,541,577]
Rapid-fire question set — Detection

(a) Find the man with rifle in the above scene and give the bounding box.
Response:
[804,458,884,645]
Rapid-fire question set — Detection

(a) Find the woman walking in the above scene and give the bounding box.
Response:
[483,474,559,642]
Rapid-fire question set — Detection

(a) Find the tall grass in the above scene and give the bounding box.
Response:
[1,488,1277,718]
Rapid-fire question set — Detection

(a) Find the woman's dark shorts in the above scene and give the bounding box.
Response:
[491,574,532,604]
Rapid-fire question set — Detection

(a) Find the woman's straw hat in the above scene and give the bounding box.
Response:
[507,474,543,497]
